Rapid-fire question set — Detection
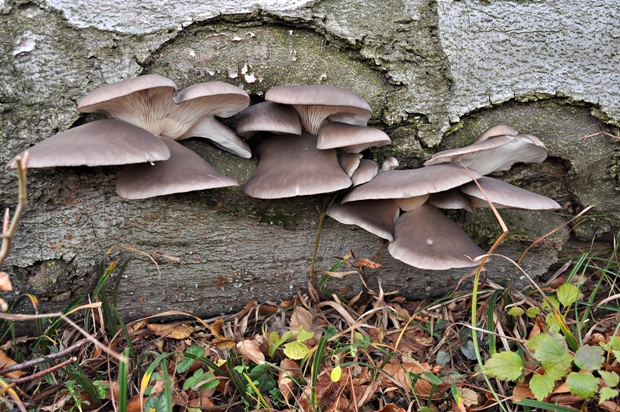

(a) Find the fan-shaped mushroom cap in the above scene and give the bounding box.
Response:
[424,134,547,175]
[6,119,170,169]
[395,195,429,211]
[178,116,252,159]
[327,199,399,241]
[342,164,481,203]
[351,159,380,186]
[381,157,399,171]
[316,122,390,153]
[429,189,474,211]
[78,74,177,136]
[388,204,485,270]
[243,132,352,199]
[235,101,301,138]
[460,177,561,210]
[265,85,372,135]
[338,153,363,177]
[116,135,238,199]
[474,124,518,143]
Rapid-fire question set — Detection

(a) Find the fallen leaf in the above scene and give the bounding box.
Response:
[236,340,265,364]
[376,403,406,412]
[0,272,12,291]
[356,257,381,269]
[278,358,300,402]
[290,306,314,335]
[458,386,480,407]
[600,401,620,412]
[148,323,194,340]
[383,362,446,400]
[0,349,26,379]
[512,383,535,401]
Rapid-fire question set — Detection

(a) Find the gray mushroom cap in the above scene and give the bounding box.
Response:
[395,195,429,211]
[338,153,363,177]
[424,134,547,175]
[327,199,400,241]
[474,124,519,143]
[351,159,380,187]
[116,135,238,199]
[429,189,474,211]
[243,132,352,199]
[388,204,486,270]
[460,177,561,210]
[6,119,170,169]
[342,164,481,203]
[235,101,301,138]
[178,116,252,159]
[265,85,372,135]
[316,122,391,153]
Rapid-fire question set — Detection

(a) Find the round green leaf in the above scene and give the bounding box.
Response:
[481,351,524,381]
[566,372,599,399]
[574,345,604,371]
[557,284,580,308]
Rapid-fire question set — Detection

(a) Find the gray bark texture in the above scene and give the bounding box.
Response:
[1,0,619,320]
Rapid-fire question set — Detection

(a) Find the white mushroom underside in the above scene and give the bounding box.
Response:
[293,105,370,135]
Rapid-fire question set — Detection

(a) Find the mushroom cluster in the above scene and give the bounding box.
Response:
[7,74,251,199]
[327,124,561,270]
[236,85,391,199]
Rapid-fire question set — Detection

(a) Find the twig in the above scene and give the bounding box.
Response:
[5,357,76,384]
[0,153,28,267]
[0,339,89,375]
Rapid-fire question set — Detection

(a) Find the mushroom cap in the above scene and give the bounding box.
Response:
[327,199,400,241]
[395,194,429,211]
[77,74,177,112]
[424,134,547,175]
[429,189,474,211]
[351,159,380,186]
[243,132,352,199]
[316,122,391,153]
[116,135,238,199]
[6,119,170,169]
[342,164,481,203]
[171,81,250,119]
[388,204,485,270]
[337,153,363,177]
[474,124,518,143]
[381,157,399,171]
[265,85,372,135]
[235,101,301,138]
[460,177,561,210]
[178,116,252,159]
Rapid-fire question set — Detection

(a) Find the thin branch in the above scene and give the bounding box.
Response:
[0,339,89,375]
[0,153,28,268]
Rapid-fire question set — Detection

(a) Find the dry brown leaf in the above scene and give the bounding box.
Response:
[458,386,480,407]
[278,358,300,402]
[126,395,146,412]
[600,401,620,412]
[357,257,381,269]
[512,383,535,401]
[290,306,314,334]
[147,323,194,340]
[382,362,445,400]
[0,349,26,379]
[0,272,12,291]
[377,403,406,412]
[236,340,265,364]
[188,394,215,408]
[211,336,236,350]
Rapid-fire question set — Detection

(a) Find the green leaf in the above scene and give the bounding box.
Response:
[542,296,560,311]
[481,352,524,381]
[324,325,338,339]
[507,307,525,317]
[557,284,580,308]
[248,364,276,392]
[144,392,171,412]
[460,340,477,361]
[177,346,205,373]
[600,336,620,352]
[566,372,599,399]
[183,368,219,391]
[268,331,293,357]
[436,350,450,367]
[527,332,570,364]
[542,358,572,381]
[526,306,541,318]
[330,365,342,382]
[599,387,619,403]
[297,326,314,342]
[283,341,309,360]
[574,345,604,371]
[600,370,619,387]
[529,373,555,401]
